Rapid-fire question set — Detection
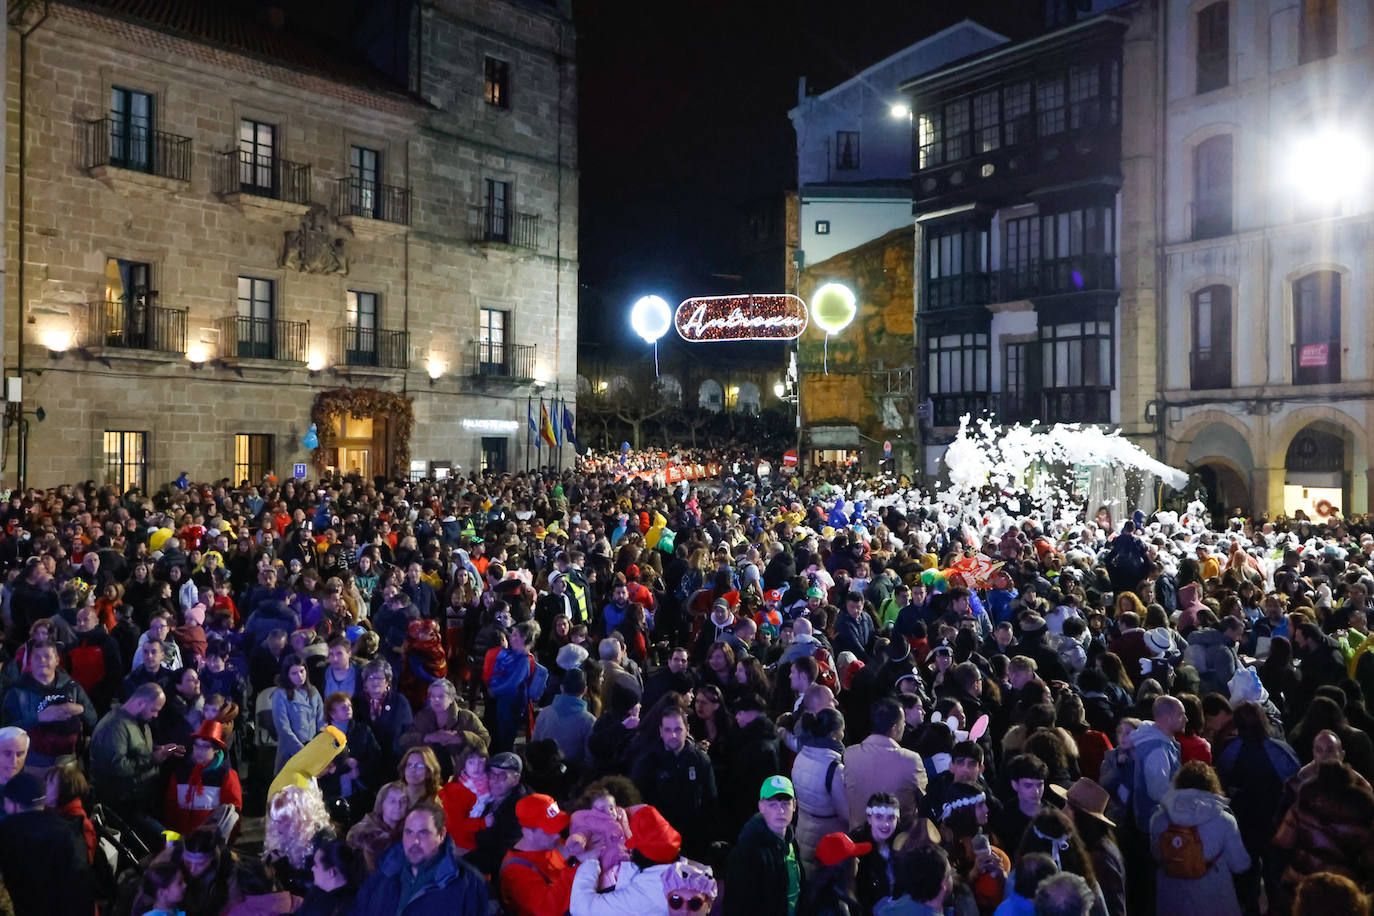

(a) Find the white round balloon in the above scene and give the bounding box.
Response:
[630,295,672,344]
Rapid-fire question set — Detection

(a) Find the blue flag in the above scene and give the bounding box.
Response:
[527,401,537,437]
[562,401,579,449]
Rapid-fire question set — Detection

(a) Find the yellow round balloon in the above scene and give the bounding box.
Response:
[812,282,856,334]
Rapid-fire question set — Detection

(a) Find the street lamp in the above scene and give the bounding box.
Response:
[1288,128,1369,209]
[629,294,672,375]
[773,380,785,399]
[889,102,910,119]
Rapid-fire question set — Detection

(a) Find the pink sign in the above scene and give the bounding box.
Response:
[1299,343,1330,367]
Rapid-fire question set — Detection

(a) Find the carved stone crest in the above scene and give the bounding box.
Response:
[282,204,351,275]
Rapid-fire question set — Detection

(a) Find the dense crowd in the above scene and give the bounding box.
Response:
[0,460,1371,916]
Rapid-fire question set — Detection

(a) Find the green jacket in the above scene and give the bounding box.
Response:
[89,706,160,807]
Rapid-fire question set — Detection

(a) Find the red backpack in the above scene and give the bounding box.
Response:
[66,643,106,692]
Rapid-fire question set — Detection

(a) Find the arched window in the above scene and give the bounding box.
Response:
[1293,271,1341,384]
[1194,135,1232,240]
[1191,285,1231,389]
[699,379,724,413]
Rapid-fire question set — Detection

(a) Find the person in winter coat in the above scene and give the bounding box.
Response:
[163,720,243,837]
[272,654,325,774]
[725,776,806,916]
[791,707,849,876]
[1273,761,1374,906]
[356,658,414,772]
[843,698,927,830]
[568,809,697,916]
[64,605,123,714]
[533,667,595,768]
[1184,620,1243,697]
[484,622,546,753]
[833,593,876,665]
[1131,696,1185,826]
[632,705,719,860]
[728,693,783,836]
[0,641,96,769]
[352,802,489,916]
[346,780,407,872]
[1213,701,1299,914]
[1148,761,1251,916]
[399,678,489,776]
[399,619,447,712]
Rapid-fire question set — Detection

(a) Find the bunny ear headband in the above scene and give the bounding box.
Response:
[929,712,990,744]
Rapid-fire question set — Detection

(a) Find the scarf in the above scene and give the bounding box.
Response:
[1032,825,1069,868]
[183,751,222,807]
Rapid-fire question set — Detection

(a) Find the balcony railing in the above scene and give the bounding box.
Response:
[217,315,309,363]
[472,340,536,379]
[927,274,992,310]
[469,206,540,250]
[86,300,187,353]
[1190,348,1232,390]
[214,150,312,204]
[931,392,991,427]
[1293,340,1341,385]
[334,177,411,225]
[996,254,1116,300]
[82,118,192,181]
[336,326,409,369]
[1041,388,1112,424]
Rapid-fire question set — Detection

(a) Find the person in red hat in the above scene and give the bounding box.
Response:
[500,793,576,916]
[163,719,242,837]
[798,832,870,916]
[569,805,686,916]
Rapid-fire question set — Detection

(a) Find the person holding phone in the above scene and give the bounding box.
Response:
[90,681,184,847]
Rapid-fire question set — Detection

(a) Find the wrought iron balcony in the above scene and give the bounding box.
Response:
[218,315,309,363]
[1190,348,1231,390]
[82,118,192,181]
[334,177,411,225]
[469,206,540,250]
[335,326,409,369]
[87,300,187,353]
[215,150,312,204]
[471,340,536,379]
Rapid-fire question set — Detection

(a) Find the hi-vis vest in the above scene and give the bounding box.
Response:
[565,573,589,624]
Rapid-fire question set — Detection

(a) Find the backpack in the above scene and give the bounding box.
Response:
[1158,822,1212,879]
[824,759,839,794]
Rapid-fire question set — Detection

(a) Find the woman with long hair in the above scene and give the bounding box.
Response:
[1066,778,1126,916]
[1014,807,1106,914]
[132,860,187,916]
[271,653,324,774]
[262,783,335,896]
[698,641,735,694]
[396,745,442,809]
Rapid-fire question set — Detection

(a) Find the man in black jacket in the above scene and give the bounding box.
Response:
[728,694,782,835]
[0,771,93,914]
[725,775,803,916]
[467,752,530,877]
[631,706,718,859]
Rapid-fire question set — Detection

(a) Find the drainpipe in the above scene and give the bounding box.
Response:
[8,1,51,491]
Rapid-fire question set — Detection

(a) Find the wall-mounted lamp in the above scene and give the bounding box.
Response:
[426,357,445,385]
[186,343,208,368]
[42,329,72,359]
[306,351,325,376]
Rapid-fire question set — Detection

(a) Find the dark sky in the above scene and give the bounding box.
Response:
[573,0,1044,351]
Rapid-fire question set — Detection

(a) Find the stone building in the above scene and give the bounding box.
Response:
[1158,0,1374,519]
[796,227,917,473]
[5,0,577,489]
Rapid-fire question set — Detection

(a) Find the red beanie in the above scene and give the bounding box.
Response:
[625,805,681,864]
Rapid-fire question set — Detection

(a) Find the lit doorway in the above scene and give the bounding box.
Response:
[481,437,508,473]
[331,413,388,478]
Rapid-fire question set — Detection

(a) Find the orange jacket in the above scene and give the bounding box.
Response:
[499,847,575,916]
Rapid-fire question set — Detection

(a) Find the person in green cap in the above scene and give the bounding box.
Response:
[724,775,805,916]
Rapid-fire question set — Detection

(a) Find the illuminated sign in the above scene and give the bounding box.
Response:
[461,419,520,433]
[675,294,808,342]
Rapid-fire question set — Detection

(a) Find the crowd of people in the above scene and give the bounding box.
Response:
[0,457,1369,916]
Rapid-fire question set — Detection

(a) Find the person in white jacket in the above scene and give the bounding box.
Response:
[790,707,849,875]
[570,806,688,916]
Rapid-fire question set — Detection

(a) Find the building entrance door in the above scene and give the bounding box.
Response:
[331,414,387,478]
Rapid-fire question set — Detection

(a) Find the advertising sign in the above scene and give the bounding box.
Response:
[1299,343,1330,367]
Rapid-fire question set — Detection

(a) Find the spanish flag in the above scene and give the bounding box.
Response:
[539,401,558,449]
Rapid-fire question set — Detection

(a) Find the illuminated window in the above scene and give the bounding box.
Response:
[234,434,274,483]
[103,431,147,493]
[484,57,509,107]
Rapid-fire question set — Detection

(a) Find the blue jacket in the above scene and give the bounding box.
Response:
[1130,722,1181,825]
[272,686,324,770]
[353,836,488,916]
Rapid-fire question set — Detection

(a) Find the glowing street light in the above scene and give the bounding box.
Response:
[890,102,911,119]
[811,282,856,375]
[1288,128,1370,208]
[630,294,672,375]
[773,380,785,398]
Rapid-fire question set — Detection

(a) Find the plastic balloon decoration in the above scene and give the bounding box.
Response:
[302,423,319,450]
[810,282,857,374]
[630,295,672,375]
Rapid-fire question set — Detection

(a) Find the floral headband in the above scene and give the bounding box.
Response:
[940,792,986,822]
[866,805,900,817]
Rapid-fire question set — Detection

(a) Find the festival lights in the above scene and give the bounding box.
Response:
[674,294,809,342]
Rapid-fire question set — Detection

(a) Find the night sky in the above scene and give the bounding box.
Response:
[573,0,1044,353]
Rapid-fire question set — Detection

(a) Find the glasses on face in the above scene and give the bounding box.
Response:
[669,894,710,912]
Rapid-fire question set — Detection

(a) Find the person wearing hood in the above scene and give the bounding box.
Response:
[1184,618,1243,697]
[727,693,783,837]
[1148,761,1250,915]
[694,599,748,663]
[1131,695,1184,826]
[833,592,876,665]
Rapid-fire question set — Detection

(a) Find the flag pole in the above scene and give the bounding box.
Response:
[525,395,532,473]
